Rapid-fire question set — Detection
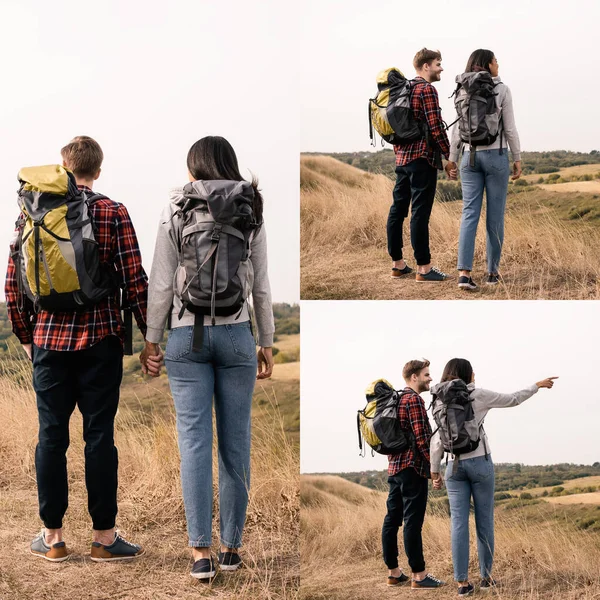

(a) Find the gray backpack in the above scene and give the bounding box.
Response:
[430,379,481,460]
[173,180,257,350]
[452,71,502,166]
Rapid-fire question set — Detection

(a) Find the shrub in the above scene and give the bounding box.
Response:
[514,178,528,187]
[520,492,534,500]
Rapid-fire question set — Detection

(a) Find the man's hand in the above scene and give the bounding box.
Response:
[257,347,274,380]
[511,160,522,180]
[445,161,458,180]
[23,343,32,361]
[536,376,558,389]
[140,341,164,377]
[431,472,443,490]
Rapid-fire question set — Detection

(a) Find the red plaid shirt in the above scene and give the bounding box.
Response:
[394,77,450,169]
[388,387,432,479]
[5,186,148,351]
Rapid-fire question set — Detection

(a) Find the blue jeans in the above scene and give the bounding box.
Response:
[457,150,510,273]
[165,323,257,548]
[445,455,495,581]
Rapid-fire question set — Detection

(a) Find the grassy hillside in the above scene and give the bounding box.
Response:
[300,155,600,299]
[0,305,300,598]
[300,474,600,599]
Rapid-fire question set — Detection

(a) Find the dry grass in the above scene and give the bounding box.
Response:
[300,155,600,299]
[300,475,600,600]
[0,360,299,599]
[509,476,600,497]
[522,163,600,183]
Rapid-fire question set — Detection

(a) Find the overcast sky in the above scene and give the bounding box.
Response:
[0,1,298,303]
[300,0,600,153]
[301,300,600,473]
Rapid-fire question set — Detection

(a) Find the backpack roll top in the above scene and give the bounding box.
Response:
[453,72,501,161]
[358,379,414,455]
[430,379,480,456]
[15,165,116,312]
[369,68,424,146]
[173,180,257,324]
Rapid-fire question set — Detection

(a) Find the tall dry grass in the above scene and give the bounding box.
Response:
[0,360,299,599]
[300,155,600,299]
[300,475,600,600]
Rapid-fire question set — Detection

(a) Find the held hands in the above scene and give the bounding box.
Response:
[445,161,458,181]
[536,376,558,389]
[512,160,522,180]
[257,346,274,380]
[140,341,164,377]
[431,472,444,490]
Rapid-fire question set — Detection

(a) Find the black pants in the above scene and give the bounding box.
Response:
[32,335,123,530]
[386,158,438,265]
[381,468,429,573]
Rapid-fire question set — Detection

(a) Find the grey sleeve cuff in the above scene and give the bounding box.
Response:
[145,326,165,344]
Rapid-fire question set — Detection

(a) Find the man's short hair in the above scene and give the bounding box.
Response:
[61,136,103,178]
[413,48,442,70]
[403,358,430,381]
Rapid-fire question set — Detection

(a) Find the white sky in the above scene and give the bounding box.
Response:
[300,0,600,153]
[300,300,600,473]
[0,0,298,303]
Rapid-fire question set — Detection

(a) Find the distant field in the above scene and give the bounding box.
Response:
[522,163,600,183]
[274,333,300,354]
[538,181,600,193]
[509,476,600,497]
[545,493,600,505]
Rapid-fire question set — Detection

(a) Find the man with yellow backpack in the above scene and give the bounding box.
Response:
[5,136,162,562]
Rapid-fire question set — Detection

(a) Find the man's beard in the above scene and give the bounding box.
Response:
[418,381,429,393]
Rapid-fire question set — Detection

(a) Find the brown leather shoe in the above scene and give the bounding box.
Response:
[30,530,70,562]
[90,532,145,562]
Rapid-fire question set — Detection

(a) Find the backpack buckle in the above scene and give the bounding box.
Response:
[211,224,223,242]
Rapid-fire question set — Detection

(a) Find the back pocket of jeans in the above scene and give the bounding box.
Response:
[165,327,193,360]
[226,323,255,359]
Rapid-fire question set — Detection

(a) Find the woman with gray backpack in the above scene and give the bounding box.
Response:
[140,136,275,580]
[429,358,557,595]
[445,49,522,291]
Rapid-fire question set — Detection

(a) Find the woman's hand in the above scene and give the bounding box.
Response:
[140,341,164,377]
[511,161,522,180]
[431,472,443,490]
[536,376,558,389]
[257,346,274,380]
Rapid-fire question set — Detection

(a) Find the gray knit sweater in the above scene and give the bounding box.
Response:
[145,184,275,347]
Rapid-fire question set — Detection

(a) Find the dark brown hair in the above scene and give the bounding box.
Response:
[61,136,103,179]
[440,358,474,385]
[465,49,495,73]
[403,359,430,381]
[187,136,263,224]
[413,48,442,70]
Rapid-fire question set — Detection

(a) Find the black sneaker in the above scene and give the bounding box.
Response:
[387,572,409,586]
[486,273,500,285]
[411,574,445,589]
[191,556,217,580]
[415,267,449,282]
[218,551,242,571]
[458,582,475,595]
[458,276,478,291]
[480,577,497,591]
[391,265,414,278]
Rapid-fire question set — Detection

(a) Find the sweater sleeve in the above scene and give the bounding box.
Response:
[145,204,179,344]
[474,384,538,409]
[430,429,444,474]
[448,119,462,163]
[500,85,521,162]
[249,225,275,347]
